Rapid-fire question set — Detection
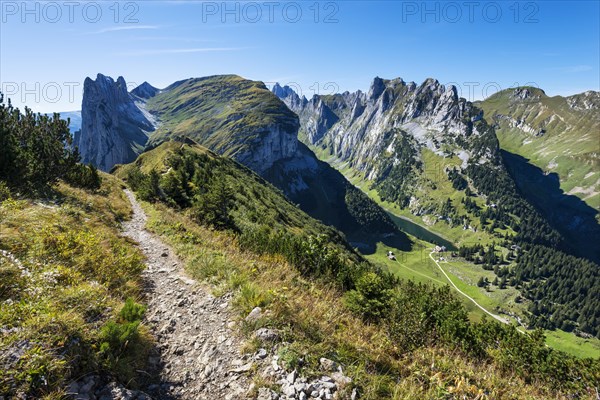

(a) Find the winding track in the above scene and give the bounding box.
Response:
[122,190,251,400]
[427,251,508,324]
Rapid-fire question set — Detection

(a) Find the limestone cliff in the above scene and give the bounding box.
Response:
[274,76,497,184]
[77,74,156,171]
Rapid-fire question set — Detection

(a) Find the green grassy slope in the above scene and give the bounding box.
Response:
[114,141,363,261]
[146,75,299,159]
[0,175,152,398]
[477,87,600,211]
[138,188,600,399]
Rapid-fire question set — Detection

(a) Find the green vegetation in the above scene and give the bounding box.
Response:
[139,76,399,249]
[120,142,600,398]
[0,176,151,398]
[367,239,600,358]
[2,82,599,399]
[114,142,359,258]
[135,180,600,399]
[264,144,402,244]
[371,130,421,208]
[478,87,600,211]
[465,158,600,337]
[0,94,100,193]
[545,330,600,360]
[310,111,600,339]
[517,245,600,336]
[0,102,150,398]
[145,75,299,159]
[344,184,397,234]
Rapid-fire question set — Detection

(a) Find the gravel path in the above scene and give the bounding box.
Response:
[121,190,251,400]
[68,191,354,400]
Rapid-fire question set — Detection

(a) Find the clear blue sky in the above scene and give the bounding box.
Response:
[1,0,598,112]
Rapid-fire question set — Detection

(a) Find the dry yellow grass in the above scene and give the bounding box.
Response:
[141,200,595,399]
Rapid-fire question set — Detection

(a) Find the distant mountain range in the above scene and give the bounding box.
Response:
[66,72,600,337]
[74,73,401,246]
[273,79,600,261]
[47,110,82,134]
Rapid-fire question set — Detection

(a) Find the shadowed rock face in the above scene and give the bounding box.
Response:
[131,81,160,100]
[77,74,155,171]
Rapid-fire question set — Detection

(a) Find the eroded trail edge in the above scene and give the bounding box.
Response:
[122,189,250,400]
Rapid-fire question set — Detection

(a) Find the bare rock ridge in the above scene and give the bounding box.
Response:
[273,76,495,182]
[130,81,159,100]
[77,74,156,172]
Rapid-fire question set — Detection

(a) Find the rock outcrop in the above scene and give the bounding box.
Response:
[274,76,497,183]
[130,81,159,100]
[566,90,600,111]
[77,74,156,171]
[234,123,298,173]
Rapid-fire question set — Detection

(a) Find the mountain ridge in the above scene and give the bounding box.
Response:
[273,76,600,337]
[273,78,599,256]
[77,73,403,244]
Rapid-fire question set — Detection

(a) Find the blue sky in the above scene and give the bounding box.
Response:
[1,0,598,112]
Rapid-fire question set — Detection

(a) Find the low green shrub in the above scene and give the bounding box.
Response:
[344,271,394,321]
[119,297,146,323]
[64,164,102,190]
[98,298,148,385]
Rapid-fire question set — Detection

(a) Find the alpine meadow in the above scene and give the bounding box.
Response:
[1,1,599,399]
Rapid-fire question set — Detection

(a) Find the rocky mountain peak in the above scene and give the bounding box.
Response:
[368,76,387,101]
[416,78,446,98]
[273,74,493,185]
[566,90,600,110]
[83,74,129,104]
[131,81,159,99]
[78,74,156,172]
[445,84,459,99]
[510,87,546,101]
[513,87,532,99]
[272,83,292,98]
[271,83,307,113]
